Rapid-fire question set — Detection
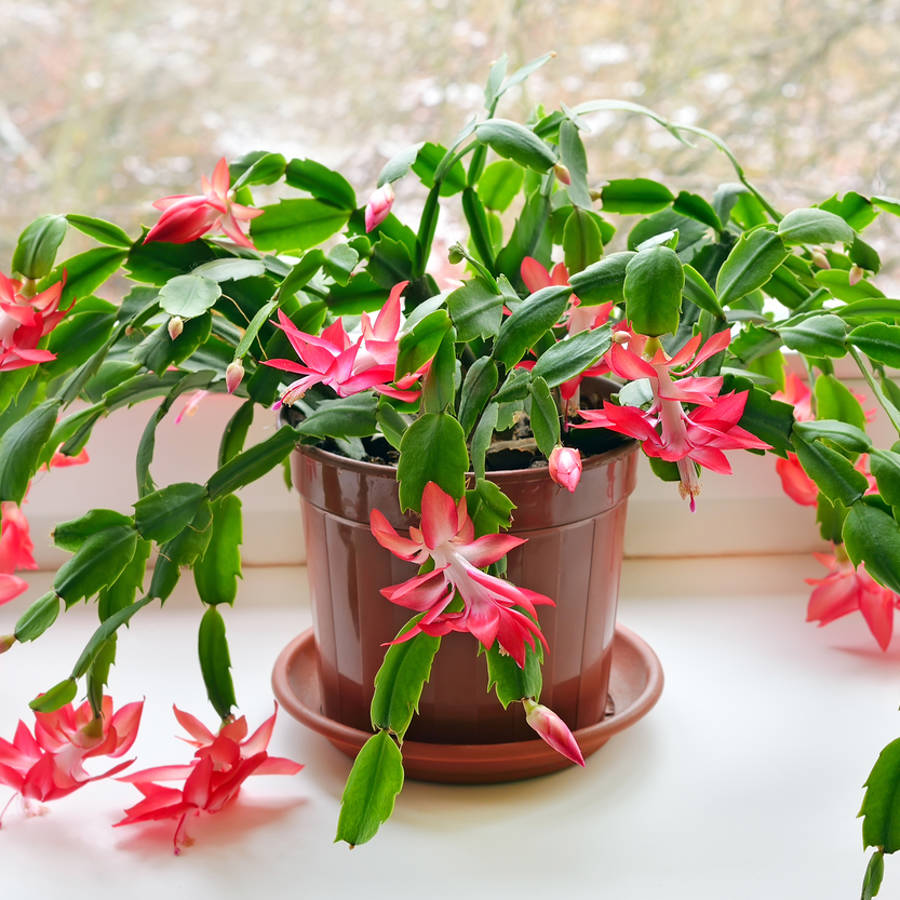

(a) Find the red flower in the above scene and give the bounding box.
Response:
[371,482,553,667]
[0,273,69,373]
[263,281,423,406]
[805,550,899,651]
[0,697,142,821]
[116,704,302,854]
[0,502,36,606]
[775,453,818,507]
[144,158,263,248]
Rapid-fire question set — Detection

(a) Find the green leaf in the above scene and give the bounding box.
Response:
[475,119,557,172]
[149,502,213,602]
[53,509,134,552]
[493,285,571,369]
[12,215,68,279]
[559,120,591,209]
[500,51,555,94]
[277,249,326,301]
[98,538,151,620]
[778,315,847,358]
[395,309,451,379]
[125,239,217,286]
[532,328,612,388]
[335,730,404,847]
[815,374,868,432]
[466,478,515,535]
[495,189,551,281]
[369,234,414,289]
[471,403,499,480]
[777,208,855,246]
[157,274,222,319]
[376,399,407,450]
[397,413,468,512]
[722,376,794,456]
[54,525,139,607]
[477,160,524,212]
[844,502,900,594]
[486,641,542,708]
[66,214,132,248]
[15,592,60,643]
[198,606,236,719]
[529,376,560,458]
[562,207,603,274]
[567,251,634,306]
[294,393,378,441]
[819,191,878,231]
[285,158,356,209]
[39,247,127,308]
[219,401,255,466]
[871,450,900,507]
[494,368,532,403]
[43,299,117,379]
[71,594,153,678]
[411,142,467,196]
[133,482,208,543]
[793,435,868,506]
[229,151,287,188]
[133,311,212,375]
[850,235,881,274]
[763,264,811,310]
[672,191,723,232]
[861,737,900,853]
[191,258,266,283]
[422,327,457,414]
[793,419,871,453]
[250,198,350,253]
[207,426,297,500]
[848,323,900,368]
[624,245,684,337]
[86,634,117,717]
[194,496,243,606]
[378,143,423,186]
[447,278,503,342]
[682,264,724,318]
[861,850,885,900]
[460,187,494,269]
[716,229,789,308]
[30,678,78,714]
[324,243,359,285]
[370,629,441,739]
[458,358,499,436]
[600,178,674,215]
[0,400,60,504]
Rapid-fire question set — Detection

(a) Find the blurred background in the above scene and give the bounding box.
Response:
[2,0,900,280]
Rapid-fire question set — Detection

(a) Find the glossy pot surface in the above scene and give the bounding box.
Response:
[294,434,638,745]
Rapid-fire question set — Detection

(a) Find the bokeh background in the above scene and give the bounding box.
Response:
[2,0,900,280]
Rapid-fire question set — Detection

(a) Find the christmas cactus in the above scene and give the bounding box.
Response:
[1,56,899,879]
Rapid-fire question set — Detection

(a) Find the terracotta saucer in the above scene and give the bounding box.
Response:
[272,624,664,784]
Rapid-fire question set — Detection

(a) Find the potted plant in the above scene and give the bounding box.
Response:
[0,55,898,884]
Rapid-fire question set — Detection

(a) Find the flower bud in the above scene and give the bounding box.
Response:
[849,264,864,286]
[553,163,571,185]
[548,445,582,493]
[810,247,830,270]
[225,359,244,394]
[523,698,584,766]
[364,183,395,233]
[167,316,184,340]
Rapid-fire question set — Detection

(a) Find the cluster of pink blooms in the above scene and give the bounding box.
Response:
[0,697,142,822]
[116,705,302,854]
[263,280,424,408]
[771,373,898,649]
[0,272,69,373]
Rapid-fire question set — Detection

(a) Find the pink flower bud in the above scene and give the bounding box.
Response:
[810,248,830,270]
[167,316,184,340]
[523,698,585,766]
[225,359,244,394]
[553,163,572,185]
[548,445,582,493]
[849,264,864,286]
[365,183,395,233]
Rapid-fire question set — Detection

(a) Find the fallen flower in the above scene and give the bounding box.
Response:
[0,697,142,822]
[116,704,302,854]
[806,549,899,651]
[371,481,553,667]
[144,158,263,248]
[523,698,584,766]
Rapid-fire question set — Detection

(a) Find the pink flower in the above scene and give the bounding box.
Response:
[370,482,554,667]
[0,502,37,606]
[0,697,142,820]
[116,704,302,854]
[775,453,818,506]
[144,158,263,248]
[175,390,209,423]
[772,372,812,422]
[263,281,423,406]
[578,330,767,508]
[805,550,899,651]
[548,446,582,492]
[364,183,395,233]
[0,273,69,373]
[523,698,584,766]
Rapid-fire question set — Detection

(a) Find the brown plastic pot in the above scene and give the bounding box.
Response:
[292,428,639,749]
